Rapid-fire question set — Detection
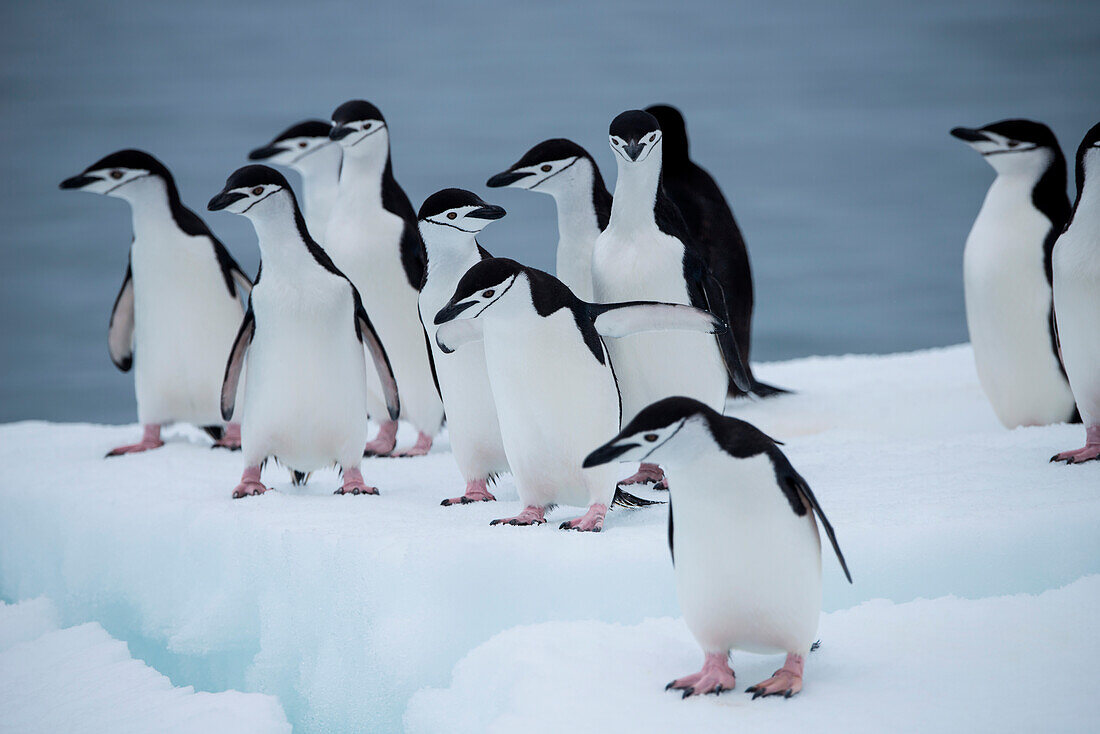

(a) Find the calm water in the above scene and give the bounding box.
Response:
[2,0,1098,423]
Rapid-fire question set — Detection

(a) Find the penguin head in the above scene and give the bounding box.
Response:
[248,120,335,168]
[583,396,715,468]
[950,119,1061,174]
[418,188,505,238]
[486,138,597,195]
[644,104,689,164]
[433,258,524,325]
[59,149,172,199]
[1073,122,1100,193]
[329,100,388,158]
[208,164,295,217]
[609,110,662,164]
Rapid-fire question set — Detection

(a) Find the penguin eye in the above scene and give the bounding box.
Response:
[644,433,659,442]
[541,164,552,172]
[363,122,372,130]
[110,170,123,180]
[447,212,457,220]
[1006,140,1019,148]
[482,289,495,298]
[647,133,656,142]
[298,141,308,148]
[251,186,264,196]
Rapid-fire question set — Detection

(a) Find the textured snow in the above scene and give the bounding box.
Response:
[0,598,290,734]
[405,577,1100,733]
[0,345,1097,731]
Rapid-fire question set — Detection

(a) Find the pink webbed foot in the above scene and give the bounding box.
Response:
[618,462,668,491]
[106,424,164,457]
[211,422,242,451]
[666,652,736,698]
[363,420,399,457]
[559,503,608,532]
[441,478,497,506]
[334,467,379,496]
[392,432,433,458]
[1051,427,1100,464]
[232,465,269,499]
[747,653,804,699]
[490,506,546,526]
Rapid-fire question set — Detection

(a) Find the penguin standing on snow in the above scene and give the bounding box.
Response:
[645,104,784,398]
[434,258,728,531]
[1051,122,1100,464]
[486,139,612,301]
[208,165,400,498]
[417,189,510,506]
[60,150,251,456]
[326,100,444,457]
[951,119,1077,428]
[248,119,342,240]
[584,397,851,698]
[592,110,751,491]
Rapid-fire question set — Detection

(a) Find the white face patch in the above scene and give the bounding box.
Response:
[512,156,581,190]
[278,137,332,165]
[970,131,1040,157]
[425,205,483,232]
[450,275,518,320]
[225,185,282,214]
[83,167,153,196]
[609,132,661,163]
[341,120,387,149]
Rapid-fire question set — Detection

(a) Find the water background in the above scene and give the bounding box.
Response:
[2,0,1098,423]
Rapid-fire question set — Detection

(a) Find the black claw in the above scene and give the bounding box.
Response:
[712,685,723,695]
[440,499,452,506]
[665,681,675,691]
[489,519,502,526]
[752,689,765,700]
[784,690,793,698]
[460,496,472,504]
[745,686,757,693]
[810,640,821,652]
[559,521,570,530]
[681,687,693,699]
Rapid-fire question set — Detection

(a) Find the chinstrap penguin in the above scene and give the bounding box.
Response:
[645,104,784,399]
[584,396,851,698]
[592,109,751,491]
[417,189,510,506]
[60,149,251,456]
[486,138,612,301]
[951,119,1077,428]
[248,119,342,241]
[1051,122,1100,464]
[326,99,444,457]
[433,258,729,531]
[208,165,400,497]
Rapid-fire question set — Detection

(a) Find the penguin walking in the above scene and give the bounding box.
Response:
[60,150,251,456]
[207,165,400,497]
[645,104,784,398]
[592,110,751,491]
[326,100,444,457]
[433,258,728,531]
[248,119,342,240]
[486,139,612,300]
[583,396,851,698]
[417,189,511,506]
[1051,122,1100,464]
[951,119,1077,428]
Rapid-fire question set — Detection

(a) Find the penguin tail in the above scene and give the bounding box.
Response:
[290,470,311,487]
[202,425,225,441]
[612,488,665,509]
[749,379,790,398]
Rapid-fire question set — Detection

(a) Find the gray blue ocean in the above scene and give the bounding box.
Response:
[2,0,1098,423]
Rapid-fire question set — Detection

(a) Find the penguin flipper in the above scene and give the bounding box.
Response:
[435,319,484,354]
[108,263,135,372]
[699,271,752,393]
[588,301,724,338]
[221,307,254,421]
[230,265,253,301]
[784,469,852,584]
[355,298,401,422]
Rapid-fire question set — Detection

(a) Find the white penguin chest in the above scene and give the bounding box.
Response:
[1052,218,1100,421]
[592,225,691,303]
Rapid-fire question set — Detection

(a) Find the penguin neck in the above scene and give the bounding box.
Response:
[121,177,183,239]
[249,194,316,272]
[609,151,662,233]
[551,159,611,244]
[294,142,342,198]
[1069,166,1100,232]
[339,146,391,210]
[422,228,480,274]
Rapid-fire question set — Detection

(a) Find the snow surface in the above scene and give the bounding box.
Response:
[405,577,1100,733]
[0,345,1097,731]
[0,598,290,734]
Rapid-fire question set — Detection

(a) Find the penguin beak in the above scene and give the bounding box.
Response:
[59,174,99,190]
[623,140,645,161]
[248,144,284,161]
[207,190,247,211]
[486,170,533,188]
[329,125,355,141]
[434,300,477,325]
[583,441,640,468]
[950,127,989,143]
[467,204,506,220]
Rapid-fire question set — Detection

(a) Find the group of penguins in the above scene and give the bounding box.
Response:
[59,99,857,701]
[953,120,1100,463]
